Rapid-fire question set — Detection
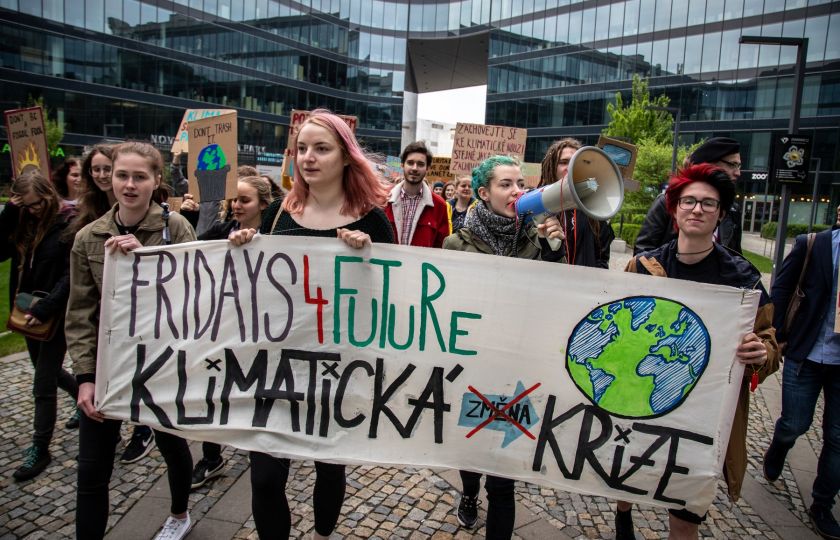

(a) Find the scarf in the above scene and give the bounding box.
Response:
[463,201,520,256]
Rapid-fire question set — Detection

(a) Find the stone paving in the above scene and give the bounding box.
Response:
[0,243,829,539]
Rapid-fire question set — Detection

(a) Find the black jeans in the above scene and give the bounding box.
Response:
[250,451,346,538]
[76,415,192,539]
[25,334,77,450]
[202,441,222,462]
[460,470,515,539]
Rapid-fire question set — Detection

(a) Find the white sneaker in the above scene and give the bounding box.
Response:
[153,514,193,540]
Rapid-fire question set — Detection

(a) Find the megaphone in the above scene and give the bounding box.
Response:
[515,146,624,249]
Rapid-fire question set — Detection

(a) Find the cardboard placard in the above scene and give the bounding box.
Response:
[450,123,527,175]
[522,162,542,188]
[187,112,237,202]
[598,136,637,187]
[287,109,358,151]
[4,106,51,179]
[171,109,235,154]
[426,156,453,183]
[166,197,183,213]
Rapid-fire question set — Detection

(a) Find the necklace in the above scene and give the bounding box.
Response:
[676,245,713,259]
[114,211,140,235]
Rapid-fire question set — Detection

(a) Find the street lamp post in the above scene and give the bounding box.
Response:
[739,35,808,284]
[646,105,682,173]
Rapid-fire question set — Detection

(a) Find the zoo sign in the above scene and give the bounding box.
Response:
[95,237,761,517]
[772,133,811,184]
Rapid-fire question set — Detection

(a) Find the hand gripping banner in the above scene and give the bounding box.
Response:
[95,236,759,516]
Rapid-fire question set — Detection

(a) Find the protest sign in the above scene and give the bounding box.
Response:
[4,106,51,179]
[287,110,358,151]
[450,123,527,175]
[187,111,237,202]
[426,157,454,183]
[171,109,235,154]
[522,162,542,187]
[96,237,758,516]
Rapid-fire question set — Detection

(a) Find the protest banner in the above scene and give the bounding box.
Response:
[426,157,454,183]
[450,123,527,175]
[171,109,235,155]
[380,156,402,183]
[187,111,237,202]
[4,106,51,179]
[95,237,758,516]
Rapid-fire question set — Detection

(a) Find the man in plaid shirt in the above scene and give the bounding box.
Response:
[384,141,451,248]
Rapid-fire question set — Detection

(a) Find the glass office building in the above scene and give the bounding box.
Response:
[1,0,838,223]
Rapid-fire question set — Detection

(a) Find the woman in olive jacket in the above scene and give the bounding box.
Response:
[66,142,197,540]
[442,155,564,538]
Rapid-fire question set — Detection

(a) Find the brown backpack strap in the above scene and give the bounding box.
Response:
[268,203,284,234]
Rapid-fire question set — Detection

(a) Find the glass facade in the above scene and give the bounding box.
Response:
[1,0,839,222]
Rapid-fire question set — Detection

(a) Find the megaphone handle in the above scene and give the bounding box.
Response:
[532,213,563,251]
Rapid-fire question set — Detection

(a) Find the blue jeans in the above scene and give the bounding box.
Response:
[772,359,840,509]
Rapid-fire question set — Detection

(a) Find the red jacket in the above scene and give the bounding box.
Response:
[384,182,452,248]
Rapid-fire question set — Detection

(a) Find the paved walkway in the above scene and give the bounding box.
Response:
[0,244,830,539]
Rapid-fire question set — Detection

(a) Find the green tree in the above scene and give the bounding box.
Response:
[624,138,698,214]
[603,75,698,218]
[603,75,674,145]
[27,96,64,154]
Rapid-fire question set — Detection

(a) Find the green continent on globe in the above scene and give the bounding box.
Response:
[197,144,228,171]
[566,297,709,419]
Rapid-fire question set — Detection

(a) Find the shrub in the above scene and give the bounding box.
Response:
[761,222,829,239]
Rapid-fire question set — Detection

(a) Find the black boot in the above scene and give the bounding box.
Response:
[615,508,635,540]
[13,445,51,482]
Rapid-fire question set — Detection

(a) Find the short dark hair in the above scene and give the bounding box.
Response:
[400,141,432,166]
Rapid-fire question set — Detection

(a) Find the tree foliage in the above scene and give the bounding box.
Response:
[624,139,696,214]
[603,75,700,217]
[603,74,673,146]
[27,96,64,153]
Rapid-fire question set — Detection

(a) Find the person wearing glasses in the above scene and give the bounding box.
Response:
[635,137,743,255]
[1,170,79,481]
[615,163,779,539]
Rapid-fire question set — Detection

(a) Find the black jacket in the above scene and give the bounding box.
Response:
[634,194,742,255]
[635,240,766,300]
[197,219,239,241]
[0,205,73,322]
[770,229,835,363]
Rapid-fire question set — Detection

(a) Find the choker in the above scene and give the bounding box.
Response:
[676,245,713,260]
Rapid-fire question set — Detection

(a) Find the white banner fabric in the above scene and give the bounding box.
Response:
[95,236,759,515]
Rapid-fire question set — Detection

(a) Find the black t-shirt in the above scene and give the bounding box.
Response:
[673,249,721,285]
[268,206,394,244]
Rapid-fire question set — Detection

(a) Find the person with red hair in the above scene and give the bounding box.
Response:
[230,109,394,538]
[614,163,780,539]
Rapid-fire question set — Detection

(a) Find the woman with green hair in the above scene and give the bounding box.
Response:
[443,155,565,537]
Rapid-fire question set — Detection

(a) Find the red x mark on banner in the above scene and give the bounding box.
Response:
[464,382,542,440]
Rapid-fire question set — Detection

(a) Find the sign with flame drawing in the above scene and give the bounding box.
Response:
[4,106,51,180]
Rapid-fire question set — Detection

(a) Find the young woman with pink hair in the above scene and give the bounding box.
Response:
[229,109,393,538]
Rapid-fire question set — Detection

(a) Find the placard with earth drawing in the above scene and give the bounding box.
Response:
[187,112,238,203]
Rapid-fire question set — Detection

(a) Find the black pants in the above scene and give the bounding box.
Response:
[25,334,78,450]
[202,441,222,461]
[250,452,346,538]
[460,470,515,539]
[76,415,192,539]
